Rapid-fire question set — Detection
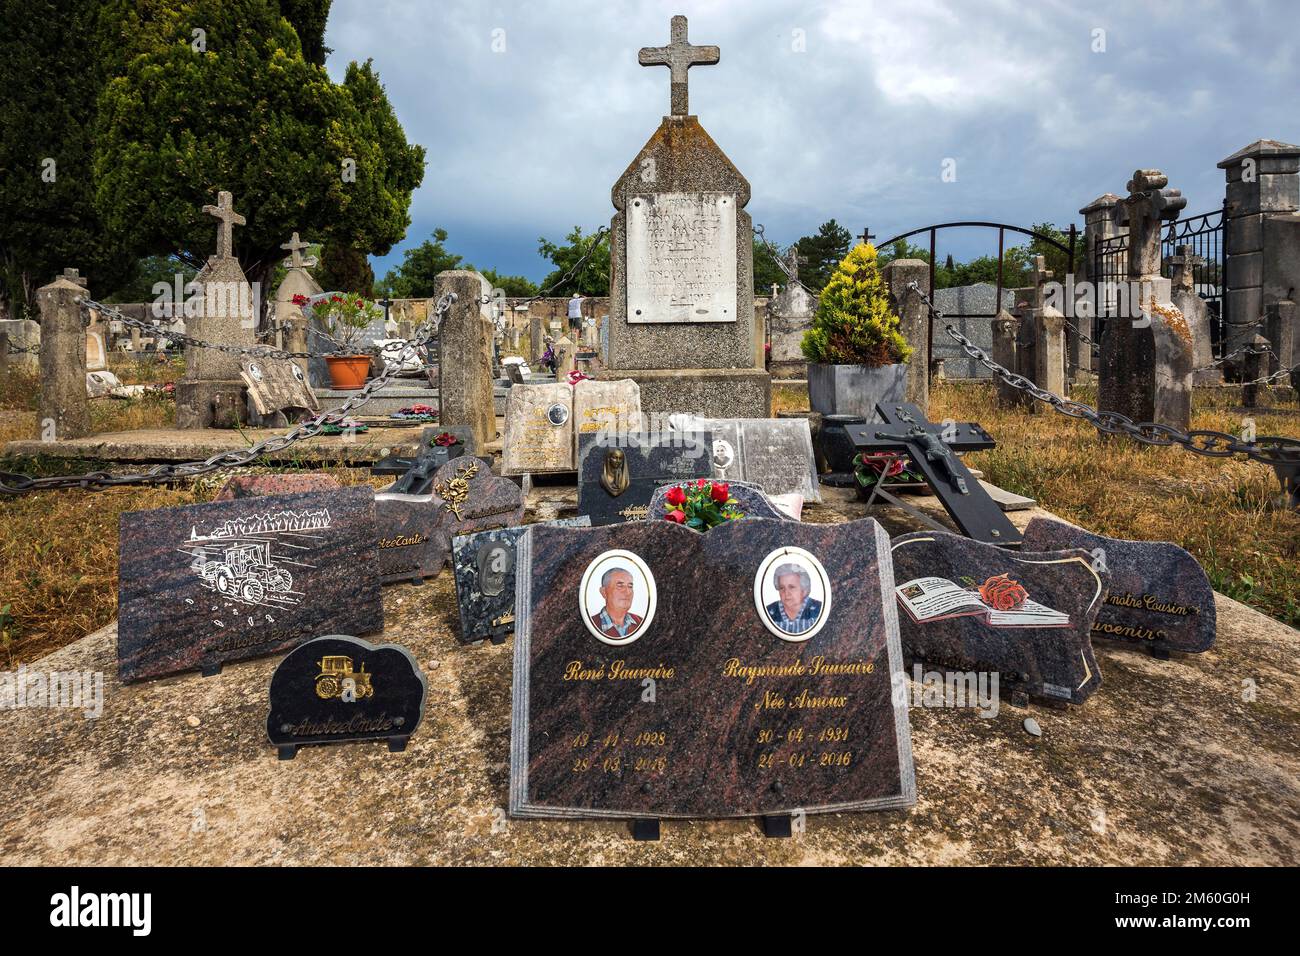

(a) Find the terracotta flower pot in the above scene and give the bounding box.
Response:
[325,355,370,390]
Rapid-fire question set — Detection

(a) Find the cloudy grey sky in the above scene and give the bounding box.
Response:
[323,0,1298,282]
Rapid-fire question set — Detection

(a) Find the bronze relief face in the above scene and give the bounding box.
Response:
[600,448,630,498]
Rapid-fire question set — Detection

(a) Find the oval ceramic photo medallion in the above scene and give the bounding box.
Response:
[754,546,832,643]
[579,549,657,646]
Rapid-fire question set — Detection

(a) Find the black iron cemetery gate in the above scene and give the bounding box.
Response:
[872,221,1079,370]
[1092,201,1228,356]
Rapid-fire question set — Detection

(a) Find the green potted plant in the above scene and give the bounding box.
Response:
[801,243,913,417]
[297,292,381,389]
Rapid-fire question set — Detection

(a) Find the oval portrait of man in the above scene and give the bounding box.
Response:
[579,549,657,646]
[753,546,832,642]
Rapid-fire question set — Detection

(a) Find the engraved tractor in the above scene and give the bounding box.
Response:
[197,540,293,605]
[315,655,374,700]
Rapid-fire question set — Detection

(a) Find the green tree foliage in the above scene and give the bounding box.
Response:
[92,0,424,320]
[802,244,912,367]
[480,269,538,298]
[317,241,374,294]
[752,237,787,296]
[377,228,462,298]
[0,0,135,320]
[790,219,853,293]
[537,226,610,296]
[280,0,331,65]
[105,255,197,304]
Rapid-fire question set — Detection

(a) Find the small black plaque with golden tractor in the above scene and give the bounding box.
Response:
[267,635,426,760]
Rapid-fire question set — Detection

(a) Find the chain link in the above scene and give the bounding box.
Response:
[908,281,1300,468]
[0,294,456,495]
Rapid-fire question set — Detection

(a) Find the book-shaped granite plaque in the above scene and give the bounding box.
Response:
[1020,516,1215,655]
[451,516,592,644]
[118,487,384,682]
[266,634,426,759]
[890,531,1107,706]
[511,518,915,820]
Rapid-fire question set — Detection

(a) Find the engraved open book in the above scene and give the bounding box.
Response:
[895,576,1070,627]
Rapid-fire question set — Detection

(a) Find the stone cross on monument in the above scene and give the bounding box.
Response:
[783,244,808,282]
[1121,169,1185,278]
[638,14,719,116]
[1030,255,1053,311]
[61,267,88,289]
[203,190,246,260]
[280,231,312,270]
[1168,243,1204,291]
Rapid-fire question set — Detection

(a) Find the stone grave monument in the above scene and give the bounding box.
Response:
[603,15,770,419]
[1098,170,1193,430]
[176,191,257,429]
[272,231,321,379]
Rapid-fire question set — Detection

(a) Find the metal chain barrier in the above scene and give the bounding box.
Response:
[909,281,1299,468]
[753,223,822,299]
[0,293,456,495]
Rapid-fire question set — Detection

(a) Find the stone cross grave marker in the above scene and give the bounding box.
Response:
[638,13,719,117]
[846,402,1019,546]
[890,530,1108,707]
[510,518,916,821]
[280,231,313,270]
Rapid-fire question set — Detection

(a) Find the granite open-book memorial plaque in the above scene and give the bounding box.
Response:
[118,487,384,682]
[267,634,427,759]
[890,531,1108,706]
[509,518,916,820]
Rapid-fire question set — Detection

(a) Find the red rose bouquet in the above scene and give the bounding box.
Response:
[662,480,744,530]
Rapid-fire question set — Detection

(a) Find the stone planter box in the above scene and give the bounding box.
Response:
[807,363,907,418]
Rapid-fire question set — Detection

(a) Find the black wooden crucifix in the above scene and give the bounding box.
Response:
[845,402,1022,546]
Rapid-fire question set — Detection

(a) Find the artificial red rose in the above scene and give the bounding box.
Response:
[860,452,905,478]
[978,573,1028,611]
[434,432,458,447]
[710,481,730,504]
[665,486,687,507]
[697,478,707,488]
[291,293,310,307]
[664,509,686,524]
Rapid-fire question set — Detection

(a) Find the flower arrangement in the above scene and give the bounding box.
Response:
[430,431,461,448]
[662,480,744,530]
[853,451,922,489]
[567,369,592,385]
[978,573,1028,611]
[295,292,381,354]
[801,243,913,367]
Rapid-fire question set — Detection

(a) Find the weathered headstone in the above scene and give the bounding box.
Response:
[767,248,816,378]
[177,191,257,429]
[1169,244,1218,384]
[239,356,318,419]
[890,530,1107,706]
[673,414,820,501]
[603,15,770,419]
[0,319,39,370]
[37,270,90,440]
[1098,170,1193,430]
[117,487,384,682]
[267,634,426,759]
[1020,255,1067,406]
[577,431,712,525]
[373,456,525,585]
[502,382,575,473]
[1264,300,1296,385]
[510,518,915,820]
[435,270,497,452]
[370,425,476,487]
[881,258,930,407]
[991,310,1023,408]
[451,516,593,644]
[645,479,794,523]
[1020,517,1215,656]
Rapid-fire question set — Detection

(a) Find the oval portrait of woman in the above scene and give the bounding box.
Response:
[753,546,832,642]
[579,549,657,646]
